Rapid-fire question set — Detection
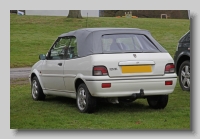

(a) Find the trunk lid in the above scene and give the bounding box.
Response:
[92,53,173,77]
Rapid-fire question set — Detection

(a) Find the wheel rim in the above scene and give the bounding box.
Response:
[32,80,38,99]
[180,65,190,89]
[77,87,87,111]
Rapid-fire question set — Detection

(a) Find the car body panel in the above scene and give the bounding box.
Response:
[40,60,66,91]
[29,61,44,88]
[85,76,177,97]
[63,56,92,92]
[90,53,174,77]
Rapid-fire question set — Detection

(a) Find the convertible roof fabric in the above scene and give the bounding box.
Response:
[58,28,167,57]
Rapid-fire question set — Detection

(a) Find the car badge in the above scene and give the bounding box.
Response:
[133,54,137,58]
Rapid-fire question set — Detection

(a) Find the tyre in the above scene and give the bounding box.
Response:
[76,83,97,113]
[31,76,45,100]
[147,95,168,109]
[178,60,190,91]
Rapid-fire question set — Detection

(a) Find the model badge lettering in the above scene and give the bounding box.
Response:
[109,68,118,71]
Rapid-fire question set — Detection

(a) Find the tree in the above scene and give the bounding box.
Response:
[67,10,82,18]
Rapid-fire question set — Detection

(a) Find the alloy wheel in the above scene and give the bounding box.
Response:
[77,87,87,111]
[180,65,190,89]
[32,80,38,99]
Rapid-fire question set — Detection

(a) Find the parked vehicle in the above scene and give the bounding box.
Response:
[174,30,190,91]
[29,28,177,113]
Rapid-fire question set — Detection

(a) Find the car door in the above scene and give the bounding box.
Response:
[41,37,70,91]
[63,36,78,92]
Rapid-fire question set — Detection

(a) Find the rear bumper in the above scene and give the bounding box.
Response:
[84,75,177,97]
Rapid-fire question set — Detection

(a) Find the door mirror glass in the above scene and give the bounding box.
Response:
[39,54,46,60]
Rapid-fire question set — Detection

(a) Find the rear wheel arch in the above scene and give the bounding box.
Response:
[176,55,190,74]
[75,78,85,91]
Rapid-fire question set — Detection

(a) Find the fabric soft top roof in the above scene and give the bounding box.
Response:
[58,28,167,57]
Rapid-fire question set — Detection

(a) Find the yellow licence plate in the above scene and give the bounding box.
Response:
[121,65,152,73]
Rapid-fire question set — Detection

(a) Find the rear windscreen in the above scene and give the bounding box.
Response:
[102,34,160,53]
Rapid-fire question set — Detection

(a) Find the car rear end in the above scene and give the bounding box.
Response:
[85,33,177,98]
[85,53,176,97]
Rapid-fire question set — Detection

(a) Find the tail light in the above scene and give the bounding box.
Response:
[165,63,175,73]
[93,66,108,76]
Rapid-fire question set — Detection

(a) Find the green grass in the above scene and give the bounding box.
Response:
[10,80,190,129]
[10,14,190,130]
[10,14,190,68]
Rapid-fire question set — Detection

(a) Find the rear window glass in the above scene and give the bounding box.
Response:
[102,34,160,53]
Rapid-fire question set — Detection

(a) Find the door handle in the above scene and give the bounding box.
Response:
[58,63,62,66]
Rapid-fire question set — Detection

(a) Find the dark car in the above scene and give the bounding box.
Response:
[174,30,190,91]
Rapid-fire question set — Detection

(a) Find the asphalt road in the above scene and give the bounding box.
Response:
[10,67,31,79]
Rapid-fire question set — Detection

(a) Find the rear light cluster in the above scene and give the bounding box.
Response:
[165,63,175,73]
[164,63,175,86]
[93,66,111,88]
[93,66,108,76]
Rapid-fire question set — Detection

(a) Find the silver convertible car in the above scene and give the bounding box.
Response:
[29,28,177,113]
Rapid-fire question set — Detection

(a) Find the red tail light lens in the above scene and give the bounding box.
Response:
[165,81,173,85]
[93,66,108,76]
[165,63,175,73]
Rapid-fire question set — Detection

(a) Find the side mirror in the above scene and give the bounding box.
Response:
[39,54,46,60]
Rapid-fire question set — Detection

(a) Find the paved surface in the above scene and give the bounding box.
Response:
[10,67,31,79]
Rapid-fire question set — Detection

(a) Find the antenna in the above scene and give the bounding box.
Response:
[86,13,88,28]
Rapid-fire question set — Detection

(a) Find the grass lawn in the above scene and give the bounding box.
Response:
[10,14,190,130]
[10,80,190,129]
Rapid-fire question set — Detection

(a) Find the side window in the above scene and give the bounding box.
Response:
[48,36,78,60]
[68,37,78,59]
[49,37,70,60]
